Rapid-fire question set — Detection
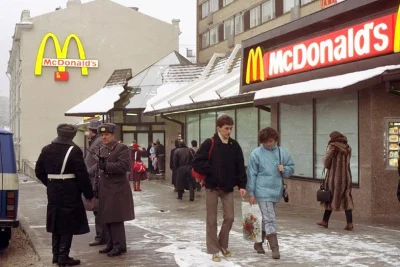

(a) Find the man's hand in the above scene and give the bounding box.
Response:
[86,198,95,209]
[240,188,247,198]
[278,164,284,173]
[249,196,256,205]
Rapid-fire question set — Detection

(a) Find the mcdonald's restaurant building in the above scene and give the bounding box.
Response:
[149,0,400,219]
[7,0,181,169]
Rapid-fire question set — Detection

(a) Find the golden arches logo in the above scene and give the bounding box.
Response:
[245,47,265,85]
[394,4,400,53]
[34,33,88,76]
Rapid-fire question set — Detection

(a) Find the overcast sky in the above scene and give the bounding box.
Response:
[0,0,196,97]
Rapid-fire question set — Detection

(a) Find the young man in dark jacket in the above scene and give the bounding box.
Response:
[192,114,247,262]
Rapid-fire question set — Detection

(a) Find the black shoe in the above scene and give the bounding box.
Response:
[107,248,123,257]
[177,196,182,200]
[89,240,106,246]
[189,198,194,201]
[57,257,80,266]
[99,246,113,254]
[52,256,58,264]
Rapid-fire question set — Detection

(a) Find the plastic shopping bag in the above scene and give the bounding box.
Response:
[241,201,263,243]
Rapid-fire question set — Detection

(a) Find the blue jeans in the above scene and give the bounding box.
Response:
[258,202,277,235]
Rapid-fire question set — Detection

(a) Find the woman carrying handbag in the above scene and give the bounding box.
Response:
[130,143,148,191]
[317,131,354,231]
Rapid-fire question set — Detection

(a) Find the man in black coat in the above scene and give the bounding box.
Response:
[192,115,247,262]
[35,124,94,267]
[174,140,195,201]
[170,139,179,191]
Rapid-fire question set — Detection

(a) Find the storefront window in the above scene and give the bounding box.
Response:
[200,112,216,144]
[236,107,258,165]
[259,108,271,129]
[315,93,358,183]
[280,100,313,178]
[186,113,200,145]
[217,110,236,139]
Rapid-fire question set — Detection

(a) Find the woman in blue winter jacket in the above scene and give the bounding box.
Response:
[247,127,295,259]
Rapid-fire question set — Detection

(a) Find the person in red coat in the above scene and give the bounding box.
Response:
[130,143,148,191]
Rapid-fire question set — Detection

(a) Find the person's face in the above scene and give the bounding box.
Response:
[100,133,115,144]
[263,138,277,149]
[217,124,233,139]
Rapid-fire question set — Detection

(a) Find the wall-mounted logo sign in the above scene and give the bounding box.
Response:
[83,115,101,122]
[34,33,99,81]
[322,0,345,9]
[244,6,400,85]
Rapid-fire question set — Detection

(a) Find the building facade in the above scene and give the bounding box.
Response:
[197,0,323,63]
[7,0,180,169]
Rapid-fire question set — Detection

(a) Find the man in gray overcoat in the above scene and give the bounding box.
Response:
[97,123,135,257]
[84,119,107,246]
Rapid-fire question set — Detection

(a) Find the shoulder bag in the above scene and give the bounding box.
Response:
[191,138,214,184]
[278,148,289,203]
[133,150,147,173]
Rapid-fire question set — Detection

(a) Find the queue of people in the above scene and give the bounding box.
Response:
[34,113,356,265]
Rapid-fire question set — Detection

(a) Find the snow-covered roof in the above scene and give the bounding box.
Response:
[254,64,400,103]
[65,85,124,116]
[144,44,243,114]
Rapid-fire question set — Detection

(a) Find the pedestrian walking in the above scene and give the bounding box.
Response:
[84,120,108,247]
[147,141,154,173]
[247,127,294,259]
[97,123,135,257]
[130,143,148,191]
[170,139,179,191]
[174,140,195,201]
[35,124,94,267]
[192,114,247,262]
[317,131,355,230]
[155,139,165,175]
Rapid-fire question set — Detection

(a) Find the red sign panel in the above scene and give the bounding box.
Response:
[54,71,69,81]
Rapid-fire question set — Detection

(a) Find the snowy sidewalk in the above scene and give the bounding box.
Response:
[17,175,400,267]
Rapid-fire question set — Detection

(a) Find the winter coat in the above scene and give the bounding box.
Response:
[170,147,178,185]
[35,141,93,235]
[174,146,195,191]
[323,141,354,211]
[192,133,247,192]
[247,146,295,203]
[129,148,148,182]
[98,141,135,223]
[84,135,103,211]
[155,144,165,156]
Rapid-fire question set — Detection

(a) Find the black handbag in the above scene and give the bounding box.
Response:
[278,148,289,203]
[317,169,332,203]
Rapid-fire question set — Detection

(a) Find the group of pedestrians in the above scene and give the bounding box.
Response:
[33,113,355,265]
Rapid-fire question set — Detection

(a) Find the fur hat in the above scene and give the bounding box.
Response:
[88,120,102,131]
[57,124,77,139]
[98,123,116,134]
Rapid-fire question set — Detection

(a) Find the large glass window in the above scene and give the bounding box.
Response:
[201,31,210,49]
[201,1,209,19]
[284,0,299,13]
[280,100,313,178]
[259,109,271,130]
[236,108,258,165]
[262,0,275,23]
[210,0,219,12]
[315,93,358,183]
[223,0,234,6]
[250,6,261,28]
[224,18,234,40]
[234,13,244,35]
[200,112,216,144]
[217,110,236,139]
[186,113,200,145]
[209,27,218,45]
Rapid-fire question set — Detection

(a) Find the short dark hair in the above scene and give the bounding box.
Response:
[89,129,97,134]
[216,114,234,128]
[258,127,279,143]
[191,140,197,147]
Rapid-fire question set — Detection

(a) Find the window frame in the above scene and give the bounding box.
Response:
[223,0,234,7]
[201,31,210,49]
[261,0,275,23]
[234,13,244,35]
[250,5,261,29]
[209,26,219,46]
[223,18,234,40]
[283,0,300,13]
[201,1,210,19]
[210,0,219,12]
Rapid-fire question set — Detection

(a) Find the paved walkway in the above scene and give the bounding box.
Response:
[17,174,400,267]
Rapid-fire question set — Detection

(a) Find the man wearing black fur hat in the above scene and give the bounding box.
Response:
[97,123,135,257]
[84,119,107,246]
[35,124,94,267]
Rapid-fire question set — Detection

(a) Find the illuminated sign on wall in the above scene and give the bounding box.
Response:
[34,33,99,81]
[244,6,400,85]
[322,0,345,9]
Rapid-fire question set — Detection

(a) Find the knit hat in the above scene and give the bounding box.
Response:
[98,123,116,134]
[88,120,102,130]
[57,124,77,139]
[132,143,138,149]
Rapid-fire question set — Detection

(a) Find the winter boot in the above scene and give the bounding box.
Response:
[212,253,221,262]
[52,234,61,264]
[317,221,329,228]
[254,231,266,254]
[57,235,80,266]
[220,247,232,258]
[266,233,280,259]
[344,223,354,231]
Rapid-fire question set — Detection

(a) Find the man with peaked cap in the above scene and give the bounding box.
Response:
[35,124,94,267]
[97,123,135,257]
[84,119,108,246]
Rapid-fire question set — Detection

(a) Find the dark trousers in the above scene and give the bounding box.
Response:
[157,154,165,172]
[105,222,126,250]
[52,234,73,261]
[323,209,353,223]
[93,211,107,242]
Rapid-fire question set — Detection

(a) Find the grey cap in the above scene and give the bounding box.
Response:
[57,124,77,139]
[98,123,116,134]
[88,120,102,130]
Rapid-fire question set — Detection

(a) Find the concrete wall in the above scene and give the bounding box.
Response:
[16,0,179,163]
[197,0,322,63]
